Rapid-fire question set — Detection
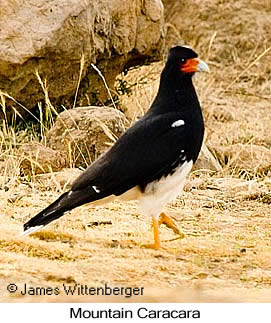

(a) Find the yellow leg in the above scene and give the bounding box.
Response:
[152,217,161,249]
[142,213,184,250]
[159,212,184,238]
[143,218,162,250]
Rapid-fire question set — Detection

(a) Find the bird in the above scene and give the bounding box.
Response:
[22,46,209,249]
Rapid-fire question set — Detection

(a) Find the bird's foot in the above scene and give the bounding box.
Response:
[159,212,185,239]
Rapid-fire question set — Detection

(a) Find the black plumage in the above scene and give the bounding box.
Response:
[23,46,209,249]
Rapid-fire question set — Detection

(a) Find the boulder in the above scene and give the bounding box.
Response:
[0,0,165,119]
[18,142,66,175]
[46,106,128,168]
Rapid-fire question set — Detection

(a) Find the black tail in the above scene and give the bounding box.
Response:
[23,187,105,236]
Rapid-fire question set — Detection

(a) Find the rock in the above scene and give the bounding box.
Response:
[0,0,165,119]
[46,106,128,168]
[34,168,82,190]
[212,144,271,176]
[193,143,223,172]
[143,0,164,22]
[18,142,66,175]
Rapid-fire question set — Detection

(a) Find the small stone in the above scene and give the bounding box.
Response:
[18,142,66,175]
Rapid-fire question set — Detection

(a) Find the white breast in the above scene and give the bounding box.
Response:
[139,160,193,218]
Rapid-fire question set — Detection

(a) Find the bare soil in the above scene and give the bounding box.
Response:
[1,0,271,302]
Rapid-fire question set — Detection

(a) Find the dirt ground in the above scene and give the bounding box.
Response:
[1,0,271,302]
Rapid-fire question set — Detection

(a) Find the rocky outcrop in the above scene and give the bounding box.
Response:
[0,0,165,119]
[46,106,128,168]
[18,106,128,174]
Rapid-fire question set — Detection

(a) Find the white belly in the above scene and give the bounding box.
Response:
[139,160,193,218]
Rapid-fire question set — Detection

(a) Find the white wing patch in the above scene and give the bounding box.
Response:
[171,120,185,128]
[92,185,101,193]
[180,149,186,161]
[68,190,73,197]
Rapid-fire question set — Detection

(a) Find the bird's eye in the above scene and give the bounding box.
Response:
[180,58,186,63]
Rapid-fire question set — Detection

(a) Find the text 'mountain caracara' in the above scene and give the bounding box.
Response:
[23,46,209,249]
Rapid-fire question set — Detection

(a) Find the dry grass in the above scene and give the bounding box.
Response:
[1,176,271,302]
[0,0,271,302]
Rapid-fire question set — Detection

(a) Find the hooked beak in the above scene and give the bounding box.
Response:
[196,59,210,73]
[181,58,210,74]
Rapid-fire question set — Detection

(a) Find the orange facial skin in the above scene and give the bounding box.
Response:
[181,58,200,73]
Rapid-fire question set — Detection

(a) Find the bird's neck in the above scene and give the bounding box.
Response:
[150,63,200,114]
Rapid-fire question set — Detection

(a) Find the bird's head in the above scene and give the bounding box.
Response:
[167,46,210,75]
